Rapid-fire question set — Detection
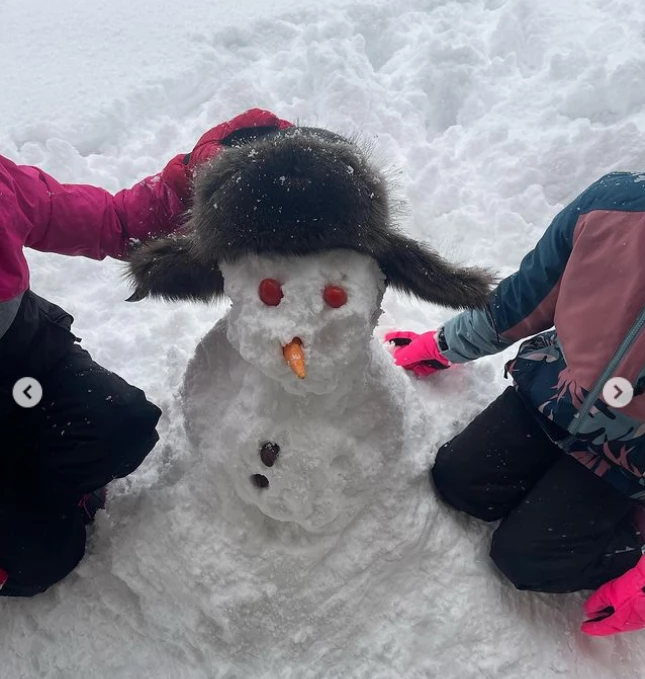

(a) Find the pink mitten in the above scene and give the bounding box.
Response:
[162,109,293,202]
[385,330,451,378]
[582,555,645,636]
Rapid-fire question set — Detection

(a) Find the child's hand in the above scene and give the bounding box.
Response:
[385,330,451,378]
[582,554,645,636]
[161,109,292,203]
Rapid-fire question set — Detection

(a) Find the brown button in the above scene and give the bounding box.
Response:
[251,474,269,489]
[260,442,280,467]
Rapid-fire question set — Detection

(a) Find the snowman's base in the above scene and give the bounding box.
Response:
[79,310,607,677]
[114,455,443,669]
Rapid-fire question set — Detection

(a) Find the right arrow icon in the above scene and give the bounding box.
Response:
[603,377,634,408]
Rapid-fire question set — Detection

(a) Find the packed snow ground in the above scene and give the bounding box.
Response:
[3,0,645,677]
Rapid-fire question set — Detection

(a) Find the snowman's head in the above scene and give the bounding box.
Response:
[222,251,383,395]
[128,117,494,311]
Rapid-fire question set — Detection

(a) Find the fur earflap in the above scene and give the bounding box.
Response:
[372,233,494,309]
[128,125,494,309]
[127,236,224,302]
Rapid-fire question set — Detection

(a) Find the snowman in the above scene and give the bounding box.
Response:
[181,250,410,535]
[128,123,492,538]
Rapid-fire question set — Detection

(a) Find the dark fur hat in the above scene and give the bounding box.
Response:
[128,126,494,309]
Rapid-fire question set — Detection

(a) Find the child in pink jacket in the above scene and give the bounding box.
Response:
[0,108,291,597]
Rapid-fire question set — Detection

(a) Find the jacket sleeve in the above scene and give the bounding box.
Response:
[1,154,186,262]
[440,184,597,364]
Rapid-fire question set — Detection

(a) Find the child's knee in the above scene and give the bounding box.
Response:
[490,522,574,593]
[489,527,535,590]
[431,443,503,522]
[104,396,161,480]
[431,443,467,509]
[114,394,161,446]
[77,378,162,484]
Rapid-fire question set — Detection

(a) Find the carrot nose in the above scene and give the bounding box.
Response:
[283,338,306,379]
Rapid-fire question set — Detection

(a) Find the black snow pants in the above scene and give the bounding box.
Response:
[431,387,642,593]
[0,292,161,597]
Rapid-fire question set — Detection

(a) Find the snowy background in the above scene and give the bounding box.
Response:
[3,0,645,676]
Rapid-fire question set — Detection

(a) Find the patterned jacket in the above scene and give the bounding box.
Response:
[441,173,645,498]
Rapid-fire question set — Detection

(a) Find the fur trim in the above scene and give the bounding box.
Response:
[128,126,494,308]
[373,233,495,309]
[126,236,223,302]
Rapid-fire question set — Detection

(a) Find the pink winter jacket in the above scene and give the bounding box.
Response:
[0,154,185,333]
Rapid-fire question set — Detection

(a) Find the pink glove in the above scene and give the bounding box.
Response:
[385,330,451,378]
[582,555,645,636]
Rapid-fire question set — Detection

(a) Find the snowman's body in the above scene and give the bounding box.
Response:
[183,250,421,537]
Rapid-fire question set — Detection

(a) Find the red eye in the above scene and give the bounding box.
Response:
[259,279,284,306]
[323,285,347,308]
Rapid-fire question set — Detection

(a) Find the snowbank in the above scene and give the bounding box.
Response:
[3,0,645,677]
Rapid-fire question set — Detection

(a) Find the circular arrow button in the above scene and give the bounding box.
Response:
[602,377,634,408]
[13,377,43,408]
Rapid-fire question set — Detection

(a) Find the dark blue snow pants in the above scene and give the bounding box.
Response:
[431,387,642,593]
[0,292,161,596]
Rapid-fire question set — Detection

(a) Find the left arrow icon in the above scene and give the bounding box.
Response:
[13,378,43,408]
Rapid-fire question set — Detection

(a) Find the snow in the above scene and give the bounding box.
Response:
[3,0,645,677]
